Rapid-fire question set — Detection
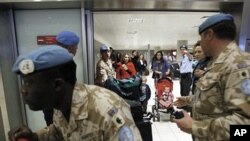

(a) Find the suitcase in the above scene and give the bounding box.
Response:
[136,120,153,141]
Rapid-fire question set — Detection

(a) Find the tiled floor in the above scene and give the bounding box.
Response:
[146,74,192,141]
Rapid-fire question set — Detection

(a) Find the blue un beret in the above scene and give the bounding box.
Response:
[199,13,234,34]
[12,45,73,74]
[100,44,110,52]
[56,31,80,46]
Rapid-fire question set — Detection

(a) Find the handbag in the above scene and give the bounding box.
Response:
[152,72,160,79]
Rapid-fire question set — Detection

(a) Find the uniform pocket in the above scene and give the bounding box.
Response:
[80,131,103,141]
[195,74,224,114]
[198,73,220,92]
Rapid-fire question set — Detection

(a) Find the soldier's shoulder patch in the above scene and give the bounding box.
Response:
[237,63,248,69]
[118,125,134,141]
[108,107,118,117]
[240,79,250,95]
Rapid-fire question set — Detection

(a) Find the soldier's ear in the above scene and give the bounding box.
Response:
[54,78,65,91]
[206,29,215,40]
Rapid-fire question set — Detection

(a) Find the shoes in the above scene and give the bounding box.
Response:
[143,112,153,120]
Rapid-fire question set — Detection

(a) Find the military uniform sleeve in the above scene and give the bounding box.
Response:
[192,66,250,140]
[104,104,142,141]
[36,124,64,141]
[183,95,194,106]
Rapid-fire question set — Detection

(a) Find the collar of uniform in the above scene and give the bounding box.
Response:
[70,82,89,120]
[203,42,236,73]
[53,82,89,134]
[213,41,237,64]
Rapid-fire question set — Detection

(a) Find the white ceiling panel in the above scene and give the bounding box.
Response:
[94,11,218,50]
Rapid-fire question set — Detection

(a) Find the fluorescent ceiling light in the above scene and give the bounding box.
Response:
[128,18,144,23]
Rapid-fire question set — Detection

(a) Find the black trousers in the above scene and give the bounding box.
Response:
[180,72,192,96]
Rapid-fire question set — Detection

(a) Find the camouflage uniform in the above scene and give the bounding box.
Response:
[190,42,250,141]
[95,59,115,86]
[37,82,142,141]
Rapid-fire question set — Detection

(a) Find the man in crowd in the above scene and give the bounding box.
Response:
[95,44,115,87]
[179,45,193,111]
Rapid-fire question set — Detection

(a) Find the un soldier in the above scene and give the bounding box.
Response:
[56,31,79,56]
[173,13,250,140]
[43,31,80,126]
[95,45,115,87]
[9,46,142,141]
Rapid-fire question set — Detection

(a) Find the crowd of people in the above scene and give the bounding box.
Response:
[8,13,250,141]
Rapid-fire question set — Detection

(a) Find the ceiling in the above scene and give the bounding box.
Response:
[94,11,218,50]
[0,0,242,51]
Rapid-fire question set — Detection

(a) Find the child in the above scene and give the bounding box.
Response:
[159,86,174,113]
[139,76,151,114]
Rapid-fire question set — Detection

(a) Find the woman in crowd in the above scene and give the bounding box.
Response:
[116,53,137,79]
[136,53,148,76]
[151,50,170,87]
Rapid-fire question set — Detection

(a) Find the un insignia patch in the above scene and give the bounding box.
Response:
[108,107,118,117]
[19,59,35,74]
[118,126,134,141]
[240,79,250,95]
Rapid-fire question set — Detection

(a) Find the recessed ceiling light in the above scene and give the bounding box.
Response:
[127,31,137,34]
[128,18,144,23]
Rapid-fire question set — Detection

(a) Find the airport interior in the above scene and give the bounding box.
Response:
[1,0,250,141]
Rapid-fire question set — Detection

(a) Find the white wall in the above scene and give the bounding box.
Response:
[14,9,85,131]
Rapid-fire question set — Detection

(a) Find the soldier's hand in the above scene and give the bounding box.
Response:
[174,97,187,107]
[173,111,192,134]
[8,125,38,141]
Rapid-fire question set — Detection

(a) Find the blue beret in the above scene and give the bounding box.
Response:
[56,31,80,46]
[13,45,73,74]
[100,44,110,52]
[199,13,234,34]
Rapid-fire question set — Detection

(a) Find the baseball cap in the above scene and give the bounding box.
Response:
[100,44,110,52]
[180,45,188,49]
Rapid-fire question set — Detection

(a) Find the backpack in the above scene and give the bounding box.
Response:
[104,75,141,101]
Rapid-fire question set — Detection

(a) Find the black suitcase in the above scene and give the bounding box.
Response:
[136,120,153,141]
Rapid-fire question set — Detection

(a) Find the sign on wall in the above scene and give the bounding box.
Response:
[37,36,56,45]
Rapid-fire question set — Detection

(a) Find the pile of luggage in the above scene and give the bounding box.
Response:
[105,75,152,141]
